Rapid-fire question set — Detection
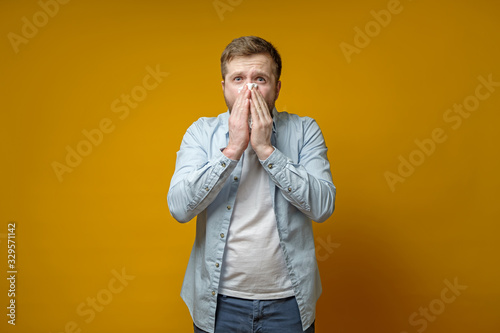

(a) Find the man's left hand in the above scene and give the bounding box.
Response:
[249,87,275,160]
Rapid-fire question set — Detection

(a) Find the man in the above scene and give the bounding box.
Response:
[168,36,336,333]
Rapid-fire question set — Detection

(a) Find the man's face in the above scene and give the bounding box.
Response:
[222,53,281,114]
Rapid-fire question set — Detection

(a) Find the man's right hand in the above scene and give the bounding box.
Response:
[223,85,251,160]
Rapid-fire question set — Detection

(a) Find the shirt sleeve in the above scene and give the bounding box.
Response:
[259,118,336,222]
[167,121,238,223]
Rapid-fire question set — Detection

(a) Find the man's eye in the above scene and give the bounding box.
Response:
[234,77,242,81]
[257,77,265,82]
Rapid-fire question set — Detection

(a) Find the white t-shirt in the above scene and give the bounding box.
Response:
[218,144,294,299]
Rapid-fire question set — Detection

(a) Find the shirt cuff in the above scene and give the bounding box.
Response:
[259,147,289,178]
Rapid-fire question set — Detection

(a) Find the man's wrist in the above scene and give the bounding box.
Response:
[222,146,243,160]
[255,145,275,161]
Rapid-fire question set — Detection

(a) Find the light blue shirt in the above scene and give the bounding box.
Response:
[168,108,336,332]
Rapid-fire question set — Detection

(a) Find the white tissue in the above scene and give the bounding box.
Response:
[238,83,258,93]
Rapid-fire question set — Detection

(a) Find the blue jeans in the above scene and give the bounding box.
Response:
[193,294,315,333]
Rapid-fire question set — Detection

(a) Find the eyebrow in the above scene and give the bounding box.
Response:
[230,71,270,79]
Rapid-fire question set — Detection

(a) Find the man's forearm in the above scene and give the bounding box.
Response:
[168,150,237,223]
[260,147,336,222]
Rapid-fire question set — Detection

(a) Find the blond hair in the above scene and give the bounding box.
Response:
[220,36,282,82]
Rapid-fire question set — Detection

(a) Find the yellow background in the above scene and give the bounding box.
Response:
[1,0,499,332]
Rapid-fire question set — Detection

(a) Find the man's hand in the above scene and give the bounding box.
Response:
[223,85,251,160]
[249,87,274,160]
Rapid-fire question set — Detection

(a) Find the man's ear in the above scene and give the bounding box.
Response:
[221,80,225,91]
[275,81,282,100]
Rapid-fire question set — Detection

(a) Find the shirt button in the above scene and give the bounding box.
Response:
[212,291,216,296]
[220,233,225,238]
[221,162,226,167]
[234,176,238,181]
[227,205,231,210]
[215,263,219,268]
[268,164,273,169]
[288,187,292,192]
[205,187,209,191]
